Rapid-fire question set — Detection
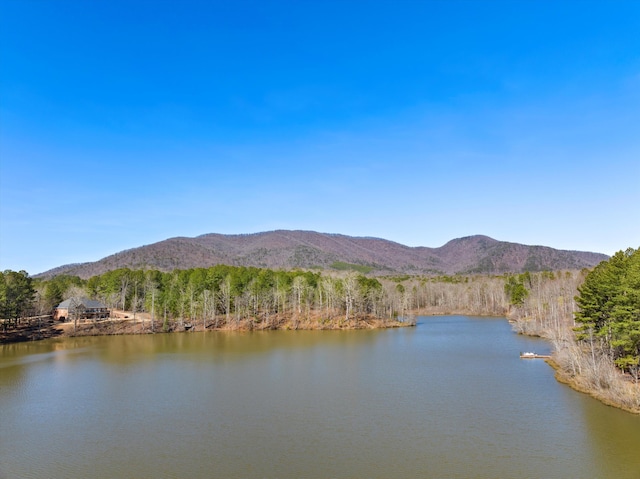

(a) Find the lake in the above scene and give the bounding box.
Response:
[1,316,639,479]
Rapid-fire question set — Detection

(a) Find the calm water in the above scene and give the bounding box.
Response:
[1,316,639,479]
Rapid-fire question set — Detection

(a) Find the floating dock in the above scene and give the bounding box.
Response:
[520,353,551,359]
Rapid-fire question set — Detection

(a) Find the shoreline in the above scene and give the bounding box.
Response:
[0,314,414,344]
[507,314,640,416]
[545,358,640,415]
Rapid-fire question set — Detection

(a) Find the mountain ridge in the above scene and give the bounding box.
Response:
[36,230,609,279]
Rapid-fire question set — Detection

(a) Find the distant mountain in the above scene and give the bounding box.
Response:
[37,231,609,279]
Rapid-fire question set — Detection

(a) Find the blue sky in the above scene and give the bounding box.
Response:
[1,0,639,275]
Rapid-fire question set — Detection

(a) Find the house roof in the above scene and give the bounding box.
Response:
[56,297,107,309]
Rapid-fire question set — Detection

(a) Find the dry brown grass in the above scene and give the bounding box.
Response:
[549,351,640,415]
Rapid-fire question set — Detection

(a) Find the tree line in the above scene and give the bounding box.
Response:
[3,265,592,332]
[0,270,35,330]
[3,255,638,381]
[30,266,413,329]
[574,248,639,377]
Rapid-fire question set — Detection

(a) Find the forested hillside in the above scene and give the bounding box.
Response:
[16,264,592,335]
[37,231,608,279]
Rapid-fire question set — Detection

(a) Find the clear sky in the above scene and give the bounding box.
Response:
[1,0,639,275]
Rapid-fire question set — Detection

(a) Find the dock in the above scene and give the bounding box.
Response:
[520,352,551,359]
